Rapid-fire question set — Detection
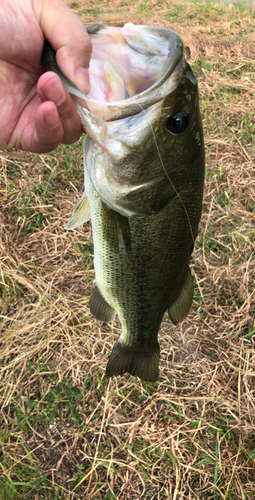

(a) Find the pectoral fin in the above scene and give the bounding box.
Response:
[115,212,131,253]
[168,267,194,325]
[65,192,90,230]
[89,282,115,323]
[103,207,131,254]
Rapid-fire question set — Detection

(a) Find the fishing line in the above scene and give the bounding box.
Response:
[137,103,195,245]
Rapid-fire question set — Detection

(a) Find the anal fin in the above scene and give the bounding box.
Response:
[106,340,160,382]
[168,266,194,325]
[89,283,115,323]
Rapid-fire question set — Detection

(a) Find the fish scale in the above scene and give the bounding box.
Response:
[86,157,197,380]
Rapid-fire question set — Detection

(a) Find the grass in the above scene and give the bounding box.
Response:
[1,0,255,498]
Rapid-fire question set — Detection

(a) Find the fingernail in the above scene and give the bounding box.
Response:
[42,77,66,106]
[45,109,60,129]
[75,67,90,94]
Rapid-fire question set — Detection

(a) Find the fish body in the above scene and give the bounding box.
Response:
[43,24,205,381]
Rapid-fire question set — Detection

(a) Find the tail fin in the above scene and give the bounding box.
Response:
[106,340,160,382]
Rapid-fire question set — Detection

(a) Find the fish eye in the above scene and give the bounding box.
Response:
[166,112,189,135]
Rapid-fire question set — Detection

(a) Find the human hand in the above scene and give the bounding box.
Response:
[0,0,91,153]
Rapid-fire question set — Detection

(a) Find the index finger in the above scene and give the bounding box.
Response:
[35,0,92,93]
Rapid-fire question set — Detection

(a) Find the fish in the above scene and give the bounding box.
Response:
[42,23,205,382]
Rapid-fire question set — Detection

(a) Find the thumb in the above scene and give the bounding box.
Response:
[36,0,92,93]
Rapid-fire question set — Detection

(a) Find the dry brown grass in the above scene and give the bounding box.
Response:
[0,1,255,499]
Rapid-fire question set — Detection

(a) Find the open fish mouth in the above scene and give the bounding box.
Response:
[43,23,184,121]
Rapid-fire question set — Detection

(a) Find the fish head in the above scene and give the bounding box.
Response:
[85,57,204,217]
[42,24,204,217]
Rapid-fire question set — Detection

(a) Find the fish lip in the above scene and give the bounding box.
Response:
[73,56,186,122]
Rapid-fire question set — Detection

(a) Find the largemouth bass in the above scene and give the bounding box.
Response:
[43,23,205,382]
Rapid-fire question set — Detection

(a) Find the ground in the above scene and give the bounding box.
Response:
[0,1,255,499]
